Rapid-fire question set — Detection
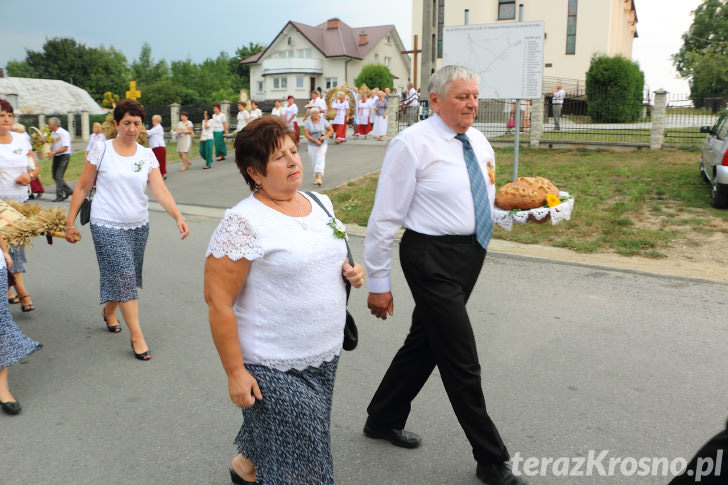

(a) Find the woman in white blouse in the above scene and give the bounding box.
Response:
[199,110,214,169]
[84,122,106,160]
[147,114,167,178]
[249,100,262,122]
[270,99,283,118]
[64,99,189,361]
[204,115,364,484]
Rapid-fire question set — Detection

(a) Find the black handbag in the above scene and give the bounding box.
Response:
[79,143,106,226]
[306,192,358,351]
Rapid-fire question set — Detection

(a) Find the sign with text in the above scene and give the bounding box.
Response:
[443,21,544,99]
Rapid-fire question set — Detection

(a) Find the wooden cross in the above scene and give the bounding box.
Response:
[126,81,142,100]
[401,35,422,90]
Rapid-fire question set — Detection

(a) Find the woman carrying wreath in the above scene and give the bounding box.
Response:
[204,115,364,484]
[64,99,189,361]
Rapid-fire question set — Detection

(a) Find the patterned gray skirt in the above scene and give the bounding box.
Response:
[90,223,149,304]
[0,269,42,369]
[236,356,339,485]
[7,245,26,274]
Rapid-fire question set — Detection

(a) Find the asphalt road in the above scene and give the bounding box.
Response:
[3,145,728,484]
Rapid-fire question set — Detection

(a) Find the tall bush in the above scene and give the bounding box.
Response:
[585,54,644,123]
[354,64,393,91]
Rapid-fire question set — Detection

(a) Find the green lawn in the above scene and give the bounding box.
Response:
[326,147,726,258]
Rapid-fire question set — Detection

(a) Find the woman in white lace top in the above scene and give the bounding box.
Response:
[64,99,190,361]
[204,115,364,485]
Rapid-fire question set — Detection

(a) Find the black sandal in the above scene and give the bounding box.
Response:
[131,342,151,361]
[18,295,34,312]
[102,309,121,333]
[8,295,20,304]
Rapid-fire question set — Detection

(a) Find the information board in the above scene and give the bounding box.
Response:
[443,21,545,99]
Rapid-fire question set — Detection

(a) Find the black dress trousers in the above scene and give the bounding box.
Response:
[366,229,510,465]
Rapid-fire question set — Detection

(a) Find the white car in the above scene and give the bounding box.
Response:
[700,113,728,208]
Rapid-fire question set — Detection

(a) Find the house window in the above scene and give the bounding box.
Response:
[385,34,391,45]
[257,81,264,92]
[498,0,516,20]
[296,77,304,88]
[287,36,292,46]
[287,50,294,58]
[374,54,380,64]
[384,56,391,68]
[325,77,337,89]
[566,0,578,54]
[296,48,312,58]
[273,77,287,89]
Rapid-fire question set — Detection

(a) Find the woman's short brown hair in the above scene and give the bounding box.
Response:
[235,115,296,191]
[0,99,13,114]
[114,99,145,123]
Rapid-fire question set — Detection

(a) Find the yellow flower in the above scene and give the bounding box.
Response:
[546,194,561,207]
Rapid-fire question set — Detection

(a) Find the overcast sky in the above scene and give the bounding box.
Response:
[0,0,701,96]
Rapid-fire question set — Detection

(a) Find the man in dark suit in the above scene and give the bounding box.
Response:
[363,65,526,485]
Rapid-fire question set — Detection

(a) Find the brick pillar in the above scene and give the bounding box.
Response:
[67,111,75,139]
[81,110,90,142]
[170,103,180,131]
[650,89,668,150]
[220,100,231,133]
[387,95,400,139]
[530,96,544,148]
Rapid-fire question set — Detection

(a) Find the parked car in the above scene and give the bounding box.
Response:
[700,111,728,208]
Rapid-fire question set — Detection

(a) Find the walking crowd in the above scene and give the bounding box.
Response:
[0,66,571,485]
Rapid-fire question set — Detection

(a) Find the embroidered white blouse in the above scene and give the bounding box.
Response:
[206,191,347,372]
[87,140,160,229]
[0,131,32,202]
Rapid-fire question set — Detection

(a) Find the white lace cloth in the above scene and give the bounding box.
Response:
[206,192,348,372]
[493,197,575,231]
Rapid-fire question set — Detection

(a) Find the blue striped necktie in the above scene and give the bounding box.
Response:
[455,133,493,249]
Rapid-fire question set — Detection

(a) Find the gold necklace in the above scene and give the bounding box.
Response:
[259,190,307,229]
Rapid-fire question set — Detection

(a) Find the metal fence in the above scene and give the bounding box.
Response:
[397,88,717,149]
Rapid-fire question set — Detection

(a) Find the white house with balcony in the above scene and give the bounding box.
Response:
[242,18,411,107]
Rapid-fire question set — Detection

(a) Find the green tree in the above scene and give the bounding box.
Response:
[354,64,393,90]
[231,42,266,91]
[673,0,728,106]
[141,79,198,106]
[585,54,644,123]
[5,59,35,77]
[131,43,170,90]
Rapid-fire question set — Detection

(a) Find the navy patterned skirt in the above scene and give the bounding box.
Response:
[236,357,339,485]
[0,269,42,369]
[7,245,26,274]
[90,223,149,304]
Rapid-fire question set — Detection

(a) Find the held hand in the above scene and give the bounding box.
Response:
[176,218,190,240]
[15,174,30,186]
[368,291,394,320]
[342,261,365,288]
[65,225,80,243]
[3,251,12,268]
[228,369,263,408]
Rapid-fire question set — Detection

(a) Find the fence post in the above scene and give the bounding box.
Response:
[387,95,400,139]
[81,110,90,142]
[530,95,544,147]
[650,89,668,150]
[170,103,180,131]
[67,111,75,139]
[38,114,46,130]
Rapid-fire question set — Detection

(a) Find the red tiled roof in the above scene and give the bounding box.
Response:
[241,19,395,64]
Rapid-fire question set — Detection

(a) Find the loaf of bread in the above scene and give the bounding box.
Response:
[495,177,559,210]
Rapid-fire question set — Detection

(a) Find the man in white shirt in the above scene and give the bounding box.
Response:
[552,84,565,131]
[402,82,419,126]
[48,117,73,201]
[363,66,526,485]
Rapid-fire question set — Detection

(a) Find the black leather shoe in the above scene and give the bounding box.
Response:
[476,462,527,484]
[1,400,22,415]
[52,196,65,202]
[363,418,421,449]
[229,466,257,484]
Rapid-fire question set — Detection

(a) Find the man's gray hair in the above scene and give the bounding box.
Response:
[48,117,61,127]
[428,65,479,97]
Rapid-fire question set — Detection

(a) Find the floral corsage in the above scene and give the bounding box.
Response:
[327,218,347,239]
